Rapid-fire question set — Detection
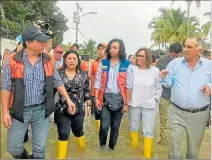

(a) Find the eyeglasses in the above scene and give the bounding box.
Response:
[136,55,145,58]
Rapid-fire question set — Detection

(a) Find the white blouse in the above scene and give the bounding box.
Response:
[127,65,163,108]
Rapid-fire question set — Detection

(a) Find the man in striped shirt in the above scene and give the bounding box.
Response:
[1,26,76,159]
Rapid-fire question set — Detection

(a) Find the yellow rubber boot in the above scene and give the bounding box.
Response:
[57,140,68,159]
[95,120,100,133]
[130,131,139,147]
[144,137,153,158]
[76,136,86,149]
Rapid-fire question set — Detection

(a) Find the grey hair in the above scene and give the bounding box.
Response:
[196,38,204,47]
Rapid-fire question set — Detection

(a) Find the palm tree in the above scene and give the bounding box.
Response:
[148,8,201,46]
[80,39,97,59]
[171,0,201,37]
[201,12,211,37]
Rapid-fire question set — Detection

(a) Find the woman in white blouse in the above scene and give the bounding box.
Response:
[126,48,162,158]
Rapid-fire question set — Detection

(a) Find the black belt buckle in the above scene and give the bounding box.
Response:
[172,102,208,113]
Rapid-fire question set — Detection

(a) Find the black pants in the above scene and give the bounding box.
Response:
[91,96,100,120]
[55,110,85,141]
[99,106,123,150]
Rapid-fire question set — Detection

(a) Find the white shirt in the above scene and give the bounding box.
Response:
[128,65,163,108]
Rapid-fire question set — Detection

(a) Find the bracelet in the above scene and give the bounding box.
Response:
[124,104,129,106]
[87,104,92,106]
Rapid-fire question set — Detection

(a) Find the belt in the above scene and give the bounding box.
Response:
[25,103,44,108]
[171,102,208,113]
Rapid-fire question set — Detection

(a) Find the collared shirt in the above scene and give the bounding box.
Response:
[55,69,91,113]
[94,61,132,94]
[161,57,211,109]
[1,50,64,106]
[127,65,162,108]
[55,57,64,69]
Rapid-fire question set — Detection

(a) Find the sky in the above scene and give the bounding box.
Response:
[57,1,211,55]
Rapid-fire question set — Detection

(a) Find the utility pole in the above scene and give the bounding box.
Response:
[187,1,191,38]
[74,3,82,44]
[73,3,97,44]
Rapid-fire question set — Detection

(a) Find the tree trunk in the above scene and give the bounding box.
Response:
[187,1,191,38]
[0,1,5,20]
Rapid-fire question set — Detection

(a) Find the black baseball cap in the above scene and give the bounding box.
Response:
[22,26,50,42]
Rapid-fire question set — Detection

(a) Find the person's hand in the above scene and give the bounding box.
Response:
[45,30,54,39]
[87,106,91,116]
[2,111,12,129]
[95,99,102,111]
[160,69,169,78]
[200,85,211,97]
[67,100,76,115]
[121,104,129,113]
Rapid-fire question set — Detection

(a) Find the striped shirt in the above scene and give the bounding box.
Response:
[94,61,132,94]
[1,50,63,106]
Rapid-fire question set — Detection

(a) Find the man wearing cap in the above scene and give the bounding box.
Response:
[53,45,64,69]
[1,26,76,159]
[90,42,107,132]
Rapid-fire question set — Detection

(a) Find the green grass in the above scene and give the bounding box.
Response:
[1,113,211,159]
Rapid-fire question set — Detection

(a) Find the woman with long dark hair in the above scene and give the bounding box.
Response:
[94,38,131,150]
[55,50,91,159]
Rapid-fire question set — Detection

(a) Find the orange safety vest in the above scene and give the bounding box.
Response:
[90,59,101,96]
[7,49,55,122]
[81,60,88,71]
[98,59,130,106]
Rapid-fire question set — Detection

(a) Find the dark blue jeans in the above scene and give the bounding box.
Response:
[99,106,123,150]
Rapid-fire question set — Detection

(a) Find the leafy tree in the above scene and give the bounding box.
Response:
[171,0,201,37]
[60,44,70,53]
[1,0,68,45]
[148,8,202,47]
[80,39,98,59]
[201,12,211,37]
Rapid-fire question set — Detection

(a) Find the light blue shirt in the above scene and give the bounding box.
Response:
[94,61,132,94]
[161,57,211,109]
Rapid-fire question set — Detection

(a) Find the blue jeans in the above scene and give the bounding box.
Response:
[7,104,50,159]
